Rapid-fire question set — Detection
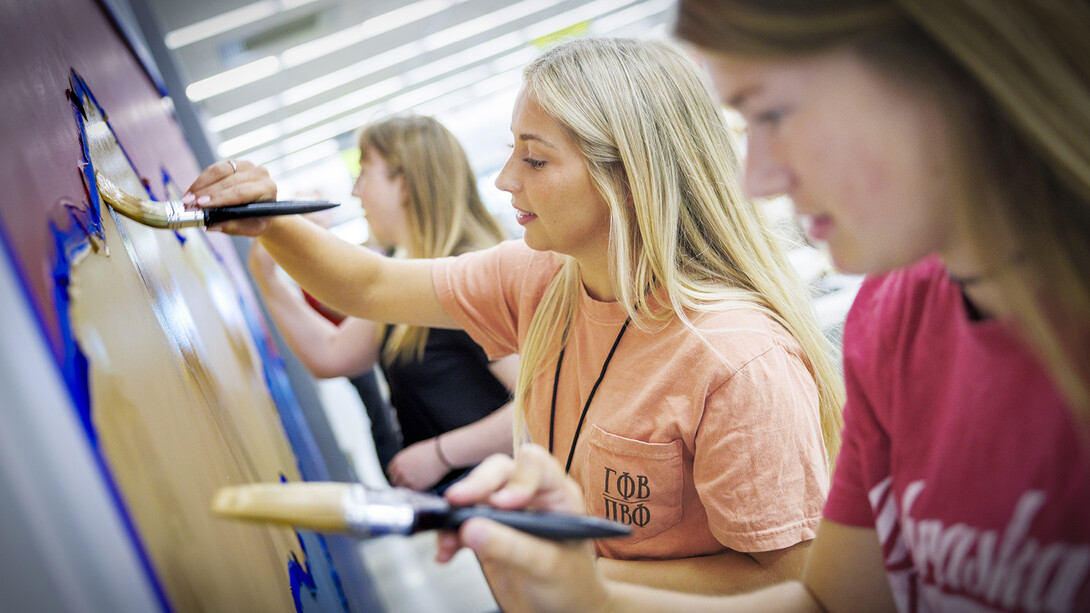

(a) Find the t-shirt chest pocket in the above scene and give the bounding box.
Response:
[582,425,684,544]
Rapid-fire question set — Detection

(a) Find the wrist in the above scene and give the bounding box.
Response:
[259,214,296,241]
[435,435,455,470]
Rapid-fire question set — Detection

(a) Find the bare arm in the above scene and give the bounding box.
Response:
[258,215,457,329]
[592,522,894,612]
[186,160,457,329]
[248,241,380,378]
[596,540,811,595]
[387,355,519,490]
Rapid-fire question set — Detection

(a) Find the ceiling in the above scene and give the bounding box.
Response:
[137,0,859,344]
[146,0,676,201]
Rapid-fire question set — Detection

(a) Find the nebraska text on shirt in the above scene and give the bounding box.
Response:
[869,477,1090,612]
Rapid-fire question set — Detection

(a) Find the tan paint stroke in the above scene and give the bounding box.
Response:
[66,97,308,611]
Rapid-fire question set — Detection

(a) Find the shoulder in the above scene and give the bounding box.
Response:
[847,257,948,328]
[844,256,950,355]
[686,306,810,377]
[441,239,563,281]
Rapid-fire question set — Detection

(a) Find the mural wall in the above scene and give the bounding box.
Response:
[0,0,379,610]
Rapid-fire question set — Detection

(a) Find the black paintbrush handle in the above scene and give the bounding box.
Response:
[202,201,339,225]
[442,506,632,540]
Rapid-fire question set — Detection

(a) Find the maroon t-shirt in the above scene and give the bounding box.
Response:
[824,257,1090,611]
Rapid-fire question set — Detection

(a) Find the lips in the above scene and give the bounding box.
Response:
[802,214,833,242]
[514,206,537,226]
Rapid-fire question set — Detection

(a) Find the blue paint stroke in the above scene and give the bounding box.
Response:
[75,70,373,613]
[55,76,104,443]
[291,530,352,613]
[159,169,187,245]
[277,474,351,613]
[207,243,358,612]
[55,70,175,613]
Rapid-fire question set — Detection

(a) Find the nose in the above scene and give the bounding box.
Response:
[494,155,518,194]
[742,135,791,199]
[351,174,365,199]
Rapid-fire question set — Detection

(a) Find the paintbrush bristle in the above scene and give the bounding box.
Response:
[211,482,355,532]
[95,171,178,228]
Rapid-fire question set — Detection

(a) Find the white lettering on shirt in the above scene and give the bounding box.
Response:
[869,478,1090,612]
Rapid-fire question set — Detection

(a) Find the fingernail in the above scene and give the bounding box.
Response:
[461,519,486,549]
[197,195,211,205]
[182,192,195,204]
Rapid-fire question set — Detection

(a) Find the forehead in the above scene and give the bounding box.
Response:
[509,88,567,150]
[696,49,790,107]
[698,46,887,114]
[359,146,387,166]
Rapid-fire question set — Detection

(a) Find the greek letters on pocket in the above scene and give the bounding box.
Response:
[583,425,683,546]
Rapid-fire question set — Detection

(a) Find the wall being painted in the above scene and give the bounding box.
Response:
[0,1,378,610]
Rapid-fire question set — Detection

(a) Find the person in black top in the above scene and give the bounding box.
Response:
[248,113,517,492]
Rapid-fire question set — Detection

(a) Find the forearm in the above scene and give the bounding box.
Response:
[599,578,821,613]
[436,403,515,468]
[251,262,350,377]
[258,216,456,328]
[597,541,811,596]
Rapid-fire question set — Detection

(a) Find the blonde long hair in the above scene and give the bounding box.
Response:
[676,0,1090,421]
[358,114,507,363]
[512,38,845,468]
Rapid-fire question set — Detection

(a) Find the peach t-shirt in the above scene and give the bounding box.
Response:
[433,240,828,560]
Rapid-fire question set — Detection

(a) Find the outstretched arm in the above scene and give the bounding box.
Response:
[186,160,457,329]
[248,241,380,378]
[257,215,457,328]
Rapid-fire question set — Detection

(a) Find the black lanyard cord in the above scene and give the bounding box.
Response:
[548,316,632,474]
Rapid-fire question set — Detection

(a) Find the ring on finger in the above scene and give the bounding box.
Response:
[227,159,238,174]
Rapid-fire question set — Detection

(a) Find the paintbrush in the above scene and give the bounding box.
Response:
[211,482,632,541]
[95,171,338,229]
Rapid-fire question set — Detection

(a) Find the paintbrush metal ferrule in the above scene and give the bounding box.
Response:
[95,171,338,229]
[343,486,448,537]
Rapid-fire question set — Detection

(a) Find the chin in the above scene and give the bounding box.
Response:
[828,245,876,276]
[520,232,550,253]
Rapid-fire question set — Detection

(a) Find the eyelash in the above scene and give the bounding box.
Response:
[506,143,546,169]
[753,108,787,126]
[507,143,545,167]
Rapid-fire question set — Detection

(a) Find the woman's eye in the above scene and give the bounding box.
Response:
[523,157,546,169]
[753,107,787,126]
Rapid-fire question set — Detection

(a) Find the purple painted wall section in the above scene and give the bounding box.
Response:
[0,0,198,357]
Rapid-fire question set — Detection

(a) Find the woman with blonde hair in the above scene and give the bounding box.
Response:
[248,114,518,492]
[420,1,1090,612]
[189,37,843,593]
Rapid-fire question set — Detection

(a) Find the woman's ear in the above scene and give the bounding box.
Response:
[397,173,410,207]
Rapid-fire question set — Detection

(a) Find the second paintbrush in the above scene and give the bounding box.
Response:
[212,481,632,541]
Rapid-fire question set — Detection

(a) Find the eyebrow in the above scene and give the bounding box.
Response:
[726,84,761,111]
[517,133,558,149]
